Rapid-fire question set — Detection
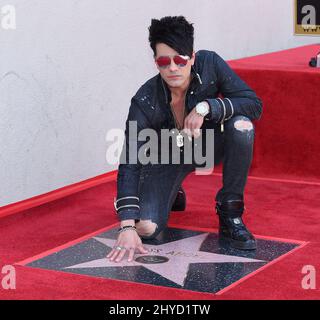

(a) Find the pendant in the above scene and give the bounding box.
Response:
[176,132,184,147]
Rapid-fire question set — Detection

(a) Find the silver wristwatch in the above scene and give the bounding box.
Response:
[195,101,210,117]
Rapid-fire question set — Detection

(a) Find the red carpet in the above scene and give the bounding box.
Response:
[229,44,320,180]
[1,44,320,299]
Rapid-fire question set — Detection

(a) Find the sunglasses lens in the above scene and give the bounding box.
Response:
[173,55,188,66]
[156,56,171,68]
[156,55,189,68]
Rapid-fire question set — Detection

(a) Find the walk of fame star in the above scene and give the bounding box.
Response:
[24,227,300,293]
[65,234,264,286]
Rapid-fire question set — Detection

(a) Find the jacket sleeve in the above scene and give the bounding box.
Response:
[205,52,263,123]
[115,97,150,221]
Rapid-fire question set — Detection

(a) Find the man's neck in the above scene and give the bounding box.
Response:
[168,75,192,100]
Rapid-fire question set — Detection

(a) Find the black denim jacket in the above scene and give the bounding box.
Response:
[114,50,263,221]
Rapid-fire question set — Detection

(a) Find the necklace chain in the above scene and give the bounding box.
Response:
[170,101,186,130]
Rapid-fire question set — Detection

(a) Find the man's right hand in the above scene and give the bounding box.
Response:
[106,229,148,263]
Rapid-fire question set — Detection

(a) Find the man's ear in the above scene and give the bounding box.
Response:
[191,51,196,65]
[154,60,160,71]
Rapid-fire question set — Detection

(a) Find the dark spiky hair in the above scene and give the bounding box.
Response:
[148,16,194,57]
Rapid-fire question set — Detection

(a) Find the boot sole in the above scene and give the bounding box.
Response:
[219,234,257,250]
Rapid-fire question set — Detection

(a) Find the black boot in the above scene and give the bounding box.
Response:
[171,186,186,211]
[216,200,256,250]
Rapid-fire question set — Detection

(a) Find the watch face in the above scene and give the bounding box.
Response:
[199,104,206,113]
[197,102,207,115]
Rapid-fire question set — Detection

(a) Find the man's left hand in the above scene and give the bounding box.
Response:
[183,107,204,139]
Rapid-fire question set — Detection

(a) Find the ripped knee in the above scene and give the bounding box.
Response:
[135,219,158,238]
[234,119,253,132]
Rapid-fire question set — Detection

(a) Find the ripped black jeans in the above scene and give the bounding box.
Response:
[137,115,255,239]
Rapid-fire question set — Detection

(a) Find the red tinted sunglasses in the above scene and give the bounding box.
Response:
[155,55,190,68]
